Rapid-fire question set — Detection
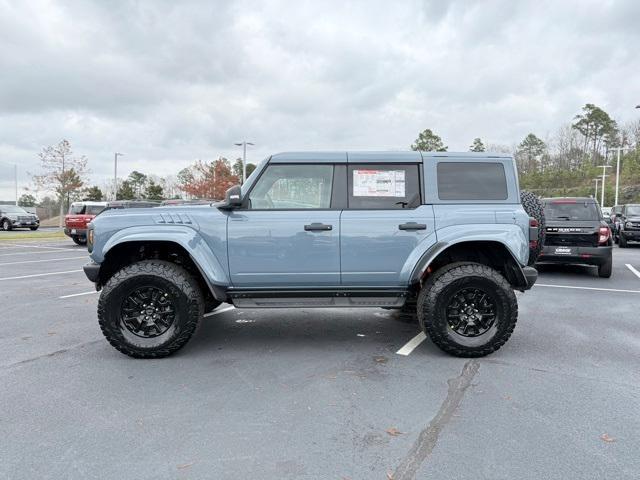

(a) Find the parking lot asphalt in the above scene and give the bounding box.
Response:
[1,237,639,479]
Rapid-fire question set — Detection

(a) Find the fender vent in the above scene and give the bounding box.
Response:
[154,213,193,225]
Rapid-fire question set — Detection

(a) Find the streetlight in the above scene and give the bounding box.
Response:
[0,160,18,206]
[596,164,611,207]
[593,178,600,199]
[234,142,254,183]
[114,152,124,200]
[612,146,633,206]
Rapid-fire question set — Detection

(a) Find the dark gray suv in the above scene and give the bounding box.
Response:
[0,205,40,231]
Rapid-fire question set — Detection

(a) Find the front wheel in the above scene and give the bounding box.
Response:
[30,226,39,231]
[2,219,11,231]
[417,263,518,357]
[98,260,204,358]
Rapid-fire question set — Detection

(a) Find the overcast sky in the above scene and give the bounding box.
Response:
[1,0,639,199]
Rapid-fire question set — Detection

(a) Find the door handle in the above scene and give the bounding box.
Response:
[399,222,427,231]
[304,223,332,231]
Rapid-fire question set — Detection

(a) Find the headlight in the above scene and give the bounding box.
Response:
[626,221,633,229]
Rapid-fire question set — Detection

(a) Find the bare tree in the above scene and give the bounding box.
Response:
[32,140,89,227]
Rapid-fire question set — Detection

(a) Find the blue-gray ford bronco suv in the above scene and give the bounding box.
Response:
[84,152,541,358]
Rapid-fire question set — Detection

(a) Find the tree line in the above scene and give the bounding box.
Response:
[411,103,640,205]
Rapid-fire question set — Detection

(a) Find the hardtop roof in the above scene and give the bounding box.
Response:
[269,151,512,163]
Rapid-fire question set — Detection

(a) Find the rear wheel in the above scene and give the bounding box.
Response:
[98,260,204,358]
[2,219,11,231]
[520,190,545,266]
[598,256,612,278]
[417,262,518,357]
[71,235,87,245]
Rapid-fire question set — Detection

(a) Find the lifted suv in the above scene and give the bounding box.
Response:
[64,202,107,245]
[616,204,640,248]
[84,152,539,358]
[538,197,612,277]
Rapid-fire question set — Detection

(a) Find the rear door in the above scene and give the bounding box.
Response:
[340,154,436,286]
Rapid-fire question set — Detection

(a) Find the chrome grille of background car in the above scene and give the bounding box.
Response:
[17,216,33,222]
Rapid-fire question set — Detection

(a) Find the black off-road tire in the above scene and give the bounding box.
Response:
[598,256,612,278]
[2,219,12,231]
[72,235,87,245]
[98,260,204,358]
[619,234,628,248]
[520,190,545,266]
[417,262,518,357]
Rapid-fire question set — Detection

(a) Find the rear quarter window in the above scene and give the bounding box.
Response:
[437,162,508,200]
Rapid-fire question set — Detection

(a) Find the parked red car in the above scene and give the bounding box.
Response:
[64,201,107,245]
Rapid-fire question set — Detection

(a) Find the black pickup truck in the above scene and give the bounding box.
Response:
[537,197,612,278]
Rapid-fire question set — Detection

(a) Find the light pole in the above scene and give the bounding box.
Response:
[0,160,18,206]
[596,165,611,207]
[114,152,124,200]
[593,178,599,199]
[234,142,254,184]
[613,146,633,206]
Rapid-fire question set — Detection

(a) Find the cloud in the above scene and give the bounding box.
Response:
[0,0,638,199]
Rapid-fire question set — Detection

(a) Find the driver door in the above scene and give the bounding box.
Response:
[227,162,341,287]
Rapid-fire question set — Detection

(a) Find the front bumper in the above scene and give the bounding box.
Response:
[10,220,39,228]
[83,262,100,283]
[538,245,612,266]
[64,227,87,238]
[620,230,640,241]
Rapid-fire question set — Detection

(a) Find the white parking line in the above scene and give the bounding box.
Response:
[396,331,427,356]
[0,256,87,266]
[0,243,71,250]
[535,283,640,294]
[59,291,98,299]
[0,269,83,281]
[204,305,236,317]
[625,264,640,279]
[0,249,80,257]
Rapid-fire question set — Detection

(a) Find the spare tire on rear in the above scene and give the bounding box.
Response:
[520,190,545,266]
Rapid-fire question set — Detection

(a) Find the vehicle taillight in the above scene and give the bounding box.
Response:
[529,217,539,248]
[598,226,610,245]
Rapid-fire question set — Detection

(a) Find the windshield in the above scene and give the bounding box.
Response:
[544,201,600,221]
[1,205,27,214]
[626,205,640,216]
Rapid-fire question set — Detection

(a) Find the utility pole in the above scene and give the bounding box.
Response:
[114,152,124,200]
[234,142,254,183]
[0,160,18,206]
[593,178,599,200]
[613,146,632,206]
[596,165,611,208]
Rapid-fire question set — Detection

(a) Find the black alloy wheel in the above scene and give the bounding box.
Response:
[120,286,177,338]
[445,287,497,337]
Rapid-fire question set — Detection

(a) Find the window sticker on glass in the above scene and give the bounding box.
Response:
[353,169,405,197]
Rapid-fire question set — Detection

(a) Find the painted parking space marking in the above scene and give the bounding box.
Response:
[0,249,82,257]
[535,283,640,294]
[625,264,640,280]
[396,331,427,356]
[0,243,72,250]
[204,305,236,317]
[59,291,98,299]
[0,256,87,266]
[0,269,83,281]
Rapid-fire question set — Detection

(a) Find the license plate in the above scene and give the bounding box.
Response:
[71,229,77,234]
[554,246,573,256]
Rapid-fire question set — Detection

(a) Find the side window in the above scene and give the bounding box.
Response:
[248,164,334,209]
[347,164,420,209]
[437,162,508,201]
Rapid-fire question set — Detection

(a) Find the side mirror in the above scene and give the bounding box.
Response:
[220,185,243,209]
